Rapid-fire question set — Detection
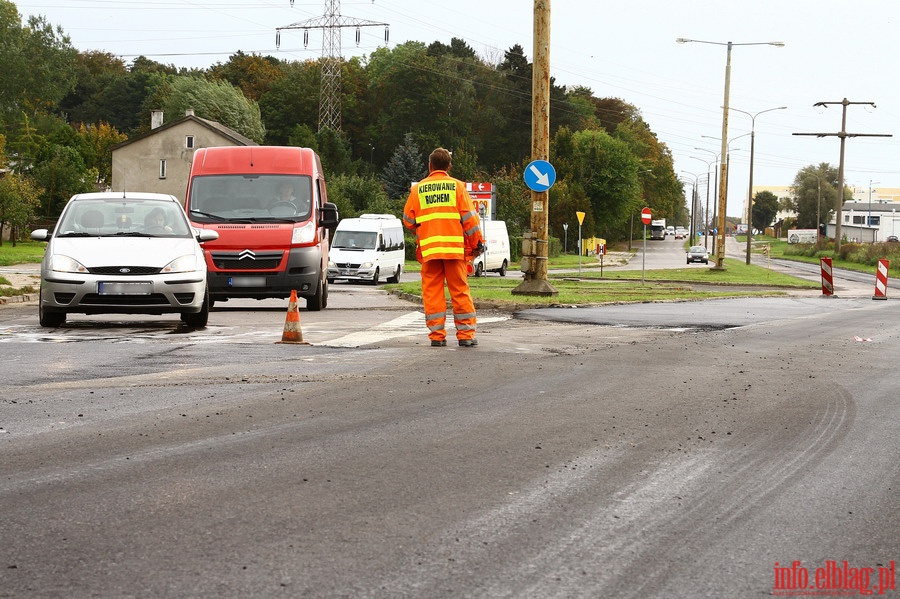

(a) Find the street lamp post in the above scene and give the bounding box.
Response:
[563,223,568,253]
[701,133,748,249]
[693,147,721,252]
[677,38,785,269]
[730,106,787,264]
[868,180,880,242]
[690,155,717,250]
[680,171,702,242]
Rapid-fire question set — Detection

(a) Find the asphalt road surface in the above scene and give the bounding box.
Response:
[1,248,898,598]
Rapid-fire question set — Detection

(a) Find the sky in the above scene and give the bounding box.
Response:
[15,0,900,217]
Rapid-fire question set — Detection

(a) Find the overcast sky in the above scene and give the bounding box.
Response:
[17,0,900,216]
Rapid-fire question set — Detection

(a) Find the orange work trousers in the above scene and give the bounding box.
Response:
[420,258,477,342]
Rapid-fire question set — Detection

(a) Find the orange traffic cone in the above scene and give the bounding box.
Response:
[276,289,310,345]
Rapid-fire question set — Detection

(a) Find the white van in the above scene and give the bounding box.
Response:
[327,214,405,284]
[471,220,511,276]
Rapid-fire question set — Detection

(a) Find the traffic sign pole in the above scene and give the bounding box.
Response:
[640,208,652,285]
[512,1,557,298]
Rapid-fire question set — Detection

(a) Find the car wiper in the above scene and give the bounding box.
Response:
[56,232,95,237]
[112,231,154,237]
[244,217,298,223]
[189,209,228,222]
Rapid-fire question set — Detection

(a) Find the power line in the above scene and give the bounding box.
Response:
[793,98,892,252]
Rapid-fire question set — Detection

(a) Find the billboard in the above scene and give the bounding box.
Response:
[787,229,818,244]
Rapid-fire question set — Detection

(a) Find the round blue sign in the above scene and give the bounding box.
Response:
[524,160,556,192]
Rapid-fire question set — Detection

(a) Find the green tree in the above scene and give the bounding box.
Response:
[287,124,317,149]
[789,163,838,229]
[380,133,425,200]
[552,127,642,240]
[327,174,393,217]
[149,76,266,143]
[31,144,96,217]
[258,60,320,145]
[751,190,779,231]
[447,143,479,183]
[0,171,42,245]
[5,113,43,174]
[316,128,354,178]
[0,1,77,124]
[59,51,128,126]
[366,43,453,161]
[490,163,531,235]
[208,51,284,101]
[76,122,128,186]
[612,114,685,226]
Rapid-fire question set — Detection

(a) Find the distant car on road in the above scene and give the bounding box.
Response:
[887,235,899,242]
[30,191,218,328]
[674,228,688,240]
[686,245,709,264]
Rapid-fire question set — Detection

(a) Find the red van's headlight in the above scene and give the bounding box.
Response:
[292,221,315,244]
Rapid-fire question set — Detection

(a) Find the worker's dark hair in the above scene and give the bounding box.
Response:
[429,147,452,171]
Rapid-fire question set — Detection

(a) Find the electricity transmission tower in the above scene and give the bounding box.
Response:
[277,0,388,132]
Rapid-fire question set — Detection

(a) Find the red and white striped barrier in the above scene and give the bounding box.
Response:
[820,257,834,296]
[873,259,890,300]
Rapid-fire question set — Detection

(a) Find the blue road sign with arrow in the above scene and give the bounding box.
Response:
[524,159,556,191]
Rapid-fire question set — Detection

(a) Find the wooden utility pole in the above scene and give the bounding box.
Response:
[793,99,892,253]
[512,0,558,296]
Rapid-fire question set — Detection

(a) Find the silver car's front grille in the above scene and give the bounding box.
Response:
[88,266,162,275]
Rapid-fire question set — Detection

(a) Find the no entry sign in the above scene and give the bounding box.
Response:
[641,207,652,225]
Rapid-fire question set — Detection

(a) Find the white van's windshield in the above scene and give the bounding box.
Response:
[188,174,313,222]
[332,231,377,249]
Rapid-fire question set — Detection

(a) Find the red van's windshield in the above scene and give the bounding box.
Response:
[188,174,313,222]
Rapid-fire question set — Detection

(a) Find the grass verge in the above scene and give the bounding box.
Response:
[386,258,808,309]
[0,240,46,266]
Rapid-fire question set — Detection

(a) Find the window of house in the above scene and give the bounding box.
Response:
[186,135,195,149]
[159,159,167,179]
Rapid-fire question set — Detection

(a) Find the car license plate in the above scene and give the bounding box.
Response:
[98,281,152,295]
[228,276,266,287]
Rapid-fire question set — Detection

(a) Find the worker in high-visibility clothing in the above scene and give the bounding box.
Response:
[403,148,484,348]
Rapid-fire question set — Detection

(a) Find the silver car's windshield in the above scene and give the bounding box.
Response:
[55,200,192,237]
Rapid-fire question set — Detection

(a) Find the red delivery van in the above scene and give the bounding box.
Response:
[184,146,339,310]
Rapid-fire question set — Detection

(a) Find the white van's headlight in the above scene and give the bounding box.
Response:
[360,262,374,269]
[50,254,88,273]
[292,221,315,244]
[328,260,336,268]
[162,255,198,273]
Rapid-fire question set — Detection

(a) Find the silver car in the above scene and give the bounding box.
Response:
[686,245,710,264]
[30,192,218,328]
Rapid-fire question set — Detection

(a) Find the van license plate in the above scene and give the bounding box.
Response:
[99,281,152,295]
[228,277,266,287]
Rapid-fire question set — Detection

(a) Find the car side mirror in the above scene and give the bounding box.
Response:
[196,229,219,243]
[319,202,339,229]
[30,229,50,242]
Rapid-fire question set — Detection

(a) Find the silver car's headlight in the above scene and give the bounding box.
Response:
[162,254,199,274]
[50,254,89,273]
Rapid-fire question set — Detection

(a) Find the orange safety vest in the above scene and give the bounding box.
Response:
[403,171,482,261]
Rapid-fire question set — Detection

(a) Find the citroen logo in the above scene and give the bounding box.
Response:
[238,249,257,261]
